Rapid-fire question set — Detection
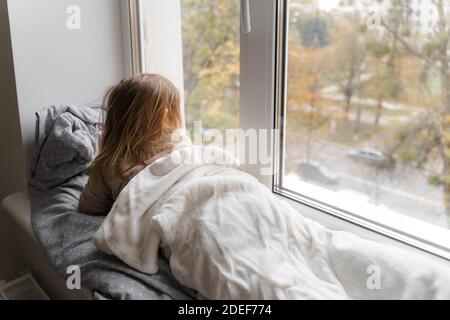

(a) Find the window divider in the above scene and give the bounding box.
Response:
[128,0,144,76]
[239,0,277,187]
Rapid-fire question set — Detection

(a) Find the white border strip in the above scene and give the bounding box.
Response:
[128,0,144,75]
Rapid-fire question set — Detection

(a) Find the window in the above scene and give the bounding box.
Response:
[274,0,450,258]
[180,0,240,132]
[132,0,449,259]
[139,0,240,133]
[136,0,270,174]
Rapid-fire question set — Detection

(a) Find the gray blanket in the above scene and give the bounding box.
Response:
[28,104,196,300]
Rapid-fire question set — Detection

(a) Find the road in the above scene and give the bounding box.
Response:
[285,138,448,228]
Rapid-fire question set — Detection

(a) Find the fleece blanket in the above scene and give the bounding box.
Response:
[97,145,450,300]
[28,104,196,300]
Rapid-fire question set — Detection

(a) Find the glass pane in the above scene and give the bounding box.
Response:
[181,0,240,132]
[140,0,240,133]
[283,0,450,231]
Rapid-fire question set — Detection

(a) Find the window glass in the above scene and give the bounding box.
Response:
[181,0,240,132]
[282,0,450,232]
[140,0,240,134]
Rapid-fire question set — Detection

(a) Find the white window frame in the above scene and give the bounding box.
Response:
[272,0,449,262]
[240,0,276,187]
[126,0,449,263]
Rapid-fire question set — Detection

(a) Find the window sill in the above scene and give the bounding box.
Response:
[273,182,450,264]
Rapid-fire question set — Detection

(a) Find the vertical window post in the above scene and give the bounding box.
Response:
[240,0,277,186]
[128,0,144,75]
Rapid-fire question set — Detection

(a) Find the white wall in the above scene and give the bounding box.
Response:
[7,0,126,168]
[140,0,185,114]
[0,0,127,294]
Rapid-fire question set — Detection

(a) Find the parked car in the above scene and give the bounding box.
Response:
[297,161,339,186]
[346,148,394,168]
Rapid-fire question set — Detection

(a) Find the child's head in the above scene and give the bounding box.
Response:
[95,73,183,179]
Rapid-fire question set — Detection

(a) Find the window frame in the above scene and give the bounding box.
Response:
[127,0,144,76]
[127,0,450,262]
[240,0,277,186]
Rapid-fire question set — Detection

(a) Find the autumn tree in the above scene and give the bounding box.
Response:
[286,5,335,161]
[379,0,450,223]
[181,0,240,131]
[364,40,402,127]
[330,13,367,120]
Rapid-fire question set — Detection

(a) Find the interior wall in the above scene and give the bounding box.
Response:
[7,0,126,169]
[0,0,126,286]
[141,0,185,114]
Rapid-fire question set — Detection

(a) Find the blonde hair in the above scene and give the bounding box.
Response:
[93,73,182,181]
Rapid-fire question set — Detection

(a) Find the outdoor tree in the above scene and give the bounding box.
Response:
[379,0,450,223]
[364,40,401,127]
[287,6,335,161]
[298,14,330,49]
[181,0,240,131]
[181,0,450,227]
[330,14,367,120]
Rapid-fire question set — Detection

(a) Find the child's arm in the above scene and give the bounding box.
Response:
[79,175,113,216]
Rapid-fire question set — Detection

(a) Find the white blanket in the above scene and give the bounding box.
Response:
[96,146,450,300]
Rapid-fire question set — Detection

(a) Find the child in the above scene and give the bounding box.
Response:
[79,74,184,216]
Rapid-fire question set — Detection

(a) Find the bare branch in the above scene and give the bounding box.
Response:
[380,19,434,65]
[386,116,436,156]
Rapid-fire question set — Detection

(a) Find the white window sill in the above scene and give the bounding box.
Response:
[274,178,450,265]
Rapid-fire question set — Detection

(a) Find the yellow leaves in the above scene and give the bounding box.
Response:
[443,114,450,126]
[444,147,450,160]
[287,43,331,110]
[197,40,238,80]
[181,0,241,130]
[442,133,450,146]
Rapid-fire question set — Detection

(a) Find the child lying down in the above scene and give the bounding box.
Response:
[80,74,450,300]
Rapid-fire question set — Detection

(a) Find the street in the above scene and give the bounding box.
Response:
[285,138,448,228]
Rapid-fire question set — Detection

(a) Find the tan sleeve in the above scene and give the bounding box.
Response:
[78,173,113,216]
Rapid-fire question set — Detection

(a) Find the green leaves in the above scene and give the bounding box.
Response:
[366,41,391,59]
